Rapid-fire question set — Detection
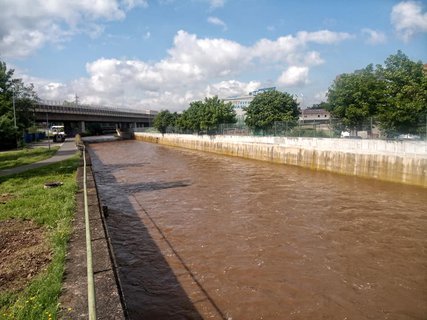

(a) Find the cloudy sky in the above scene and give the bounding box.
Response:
[1,0,426,111]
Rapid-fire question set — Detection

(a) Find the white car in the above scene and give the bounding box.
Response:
[50,126,66,142]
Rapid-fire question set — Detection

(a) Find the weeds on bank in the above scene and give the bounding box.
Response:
[0,154,79,320]
[0,147,60,171]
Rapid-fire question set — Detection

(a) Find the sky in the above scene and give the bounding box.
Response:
[1,0,427,112]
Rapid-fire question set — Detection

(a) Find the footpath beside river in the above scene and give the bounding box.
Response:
[135,133,427,187]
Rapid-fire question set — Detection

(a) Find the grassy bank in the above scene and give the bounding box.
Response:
[0,147,60,171]
[0,154,79,320]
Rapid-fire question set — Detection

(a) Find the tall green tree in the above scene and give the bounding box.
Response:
[326,51,427,136]
[0,61,38,148]
[376,50,427,135]
[153,110,176,134]
[244,90,299,131]
[200,96,236,131]
[176,96,236,133]
[326,64,386,132]
[0,62,17,143]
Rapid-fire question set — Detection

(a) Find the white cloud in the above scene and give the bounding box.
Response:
[251,30,351,65]
[143,31,151,40]
[303,51,324,66]
[361,28,387,45]
[207,16,227,31]
[21,29,352,111]
[0,0,147,58]
[296,30,353,44]
[122,0,148,10]
[391,1,427,41]
[205,80,261,98]
[208,0,226,9]
[277,66,309,86]
[18,72,75,102]
[314,91,327,102]
[167,30,249,78]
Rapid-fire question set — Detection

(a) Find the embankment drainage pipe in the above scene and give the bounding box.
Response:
[81,144,97,320]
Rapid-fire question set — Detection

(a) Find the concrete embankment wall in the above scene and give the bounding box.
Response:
[134,133,427,188]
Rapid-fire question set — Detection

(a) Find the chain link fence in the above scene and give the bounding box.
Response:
[137,116,427,141]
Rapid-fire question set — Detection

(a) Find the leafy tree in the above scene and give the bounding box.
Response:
[176,96,236,133]
[376,50,427,135]
[0,61,38,148]
[175,110,191,132]
[199,96,236,132]
[153,110,175,134]
[326,64,386,133]
[243,90,299,131]
[0,62,16,142]
[326,51,427,136]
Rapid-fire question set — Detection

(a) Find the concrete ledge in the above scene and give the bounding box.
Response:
[59,155,125,319]
[135,133,427,188]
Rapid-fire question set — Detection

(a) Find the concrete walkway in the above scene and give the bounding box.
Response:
[0,139,78,177]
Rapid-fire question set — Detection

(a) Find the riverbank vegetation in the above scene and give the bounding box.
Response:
[0,155,79,319]
[154,96,237,134]
[0,61,39,150]
[326,51,427,137]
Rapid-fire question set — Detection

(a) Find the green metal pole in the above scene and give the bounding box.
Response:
[82,145,97,320]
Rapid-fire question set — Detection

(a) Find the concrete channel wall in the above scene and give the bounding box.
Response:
[134,133,427,188]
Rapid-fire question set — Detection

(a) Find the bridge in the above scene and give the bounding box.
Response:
[34,100,158,134]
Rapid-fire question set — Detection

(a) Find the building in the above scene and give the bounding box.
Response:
[222,94,254,117]
[299,108,330,123]
[223,87,276,119]
[248,87,276,96]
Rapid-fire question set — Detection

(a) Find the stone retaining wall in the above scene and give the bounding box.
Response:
[135,133,427,188]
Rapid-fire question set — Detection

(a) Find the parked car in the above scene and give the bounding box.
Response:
[397,134,421,140]
[49,125,66,142]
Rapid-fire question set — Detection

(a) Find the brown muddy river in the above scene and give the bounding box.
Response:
[89,140,427,320]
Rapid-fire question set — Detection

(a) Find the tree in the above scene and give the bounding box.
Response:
[0,62,17,145]
[326,51,427,136]
[153,110,175,134]
[326,64,386,133]
[199,96,236,132]
[376,50,427,135]
[176,96,237,134]
[0,61,38,148]
[243,90,299,131]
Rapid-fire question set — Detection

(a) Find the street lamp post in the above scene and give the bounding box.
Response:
[12,87,16,127]
[12,85,18,148]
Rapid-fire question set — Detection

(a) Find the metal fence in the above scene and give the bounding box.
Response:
[139,117,427,141]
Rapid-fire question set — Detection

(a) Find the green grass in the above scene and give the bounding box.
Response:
[0,147,60,171]
[0,154,80,320]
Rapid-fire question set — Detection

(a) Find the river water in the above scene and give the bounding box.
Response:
[89,140,427,320]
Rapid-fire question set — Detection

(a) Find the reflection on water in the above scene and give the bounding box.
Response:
[89,140,427,320]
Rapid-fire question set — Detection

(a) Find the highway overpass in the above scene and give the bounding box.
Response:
[34,100,157,134]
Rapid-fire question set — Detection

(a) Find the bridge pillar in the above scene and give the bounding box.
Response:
[80,121,86,133]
